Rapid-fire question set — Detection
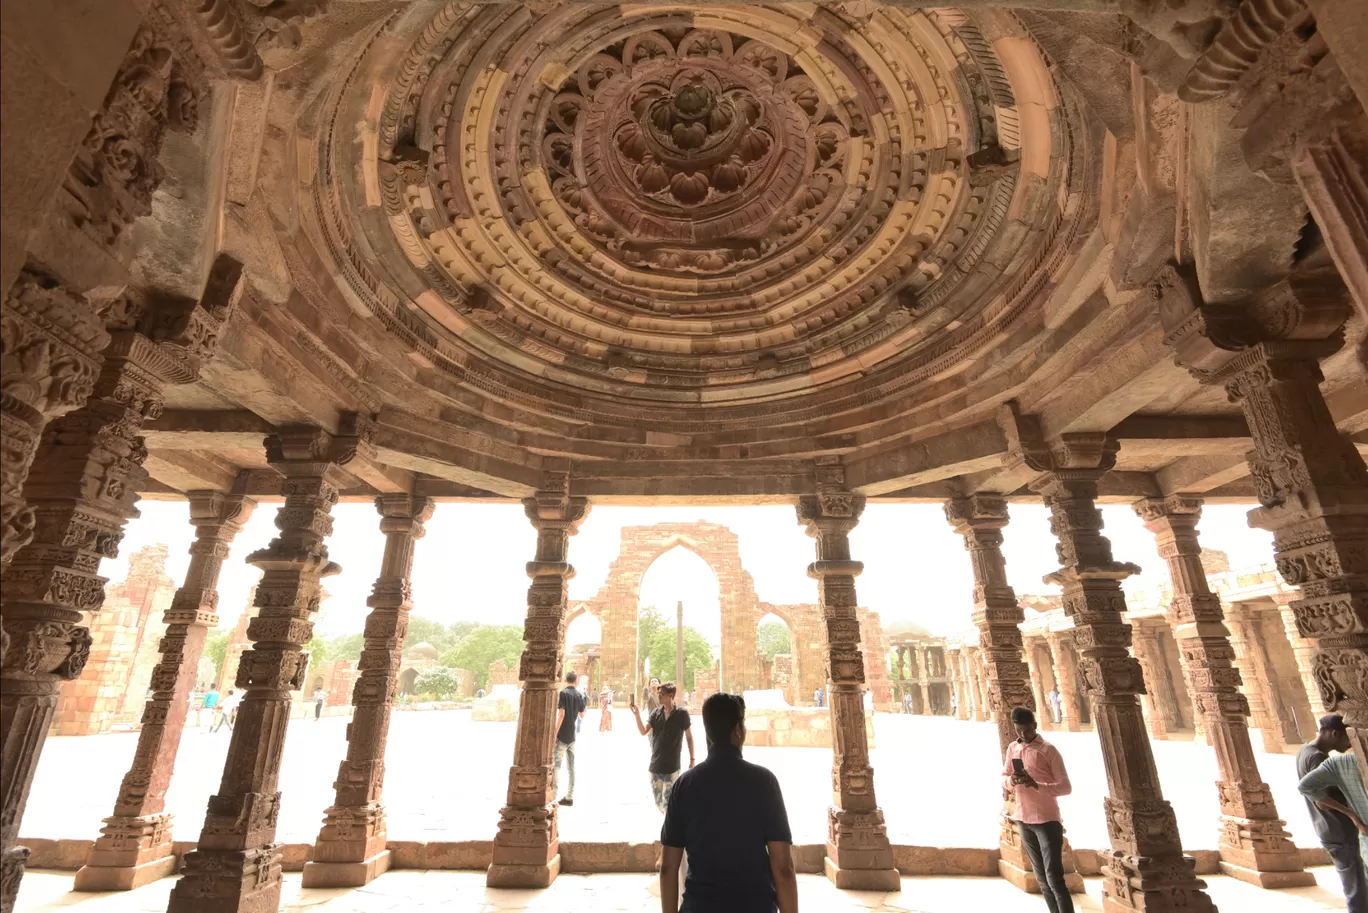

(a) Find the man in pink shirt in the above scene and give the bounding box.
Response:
[1002,706,1074,913]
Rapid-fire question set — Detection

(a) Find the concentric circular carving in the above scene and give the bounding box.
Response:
[312,4,1083,446]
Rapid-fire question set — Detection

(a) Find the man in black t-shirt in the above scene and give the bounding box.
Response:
[555,671,586,806]
[1297,714,1366,912]
[631,681,695,812]
[661,692,797,913]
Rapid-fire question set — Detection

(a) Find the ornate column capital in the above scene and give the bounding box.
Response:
[1133,494,1204,525]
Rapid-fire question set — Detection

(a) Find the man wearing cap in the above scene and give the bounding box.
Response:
[1297,714,1368,912]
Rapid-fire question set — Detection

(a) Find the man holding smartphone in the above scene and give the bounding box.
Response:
[1003,706,1073,913]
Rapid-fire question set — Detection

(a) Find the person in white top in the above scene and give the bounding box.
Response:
[212,689,241,733]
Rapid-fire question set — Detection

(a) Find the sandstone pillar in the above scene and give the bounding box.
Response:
[487,471,588,888]
[168,427,358,913]
[1029,435,1214,913]
[74,492,256,891]
[1223,604,1285,754]
[945,493,1081,893]
[1025,642,1053,731]
[1135,496,1310,888]
[797,459,897,891]
[1130,627,1169,740]
[2,264,239,908]
[1046,635,1083,732]
[1160,263,1368,785]
[949,649,969,720]
[969,649,989,721]
[303,493,434,888]
[0,273,109,568]
[1276,598,1325,715]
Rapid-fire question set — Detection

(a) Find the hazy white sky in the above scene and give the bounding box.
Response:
[107,498,1276,646]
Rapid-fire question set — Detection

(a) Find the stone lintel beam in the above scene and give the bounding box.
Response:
[1155,455,1253,496]
[142,410,275,449]
[370,422,541,498]
[1109,415,1251,441]
[797,457,898,892]
[143,451,242,494]
[846,420,1009,496]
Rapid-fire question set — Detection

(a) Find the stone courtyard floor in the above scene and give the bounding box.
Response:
[23,712,1319,852]
[13,869,1351,913]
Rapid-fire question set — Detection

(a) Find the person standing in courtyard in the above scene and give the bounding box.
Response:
[813,687,823,708]
[201,686,220,727]
[632,681,694,813]
[1298,715,1368,911]
[599,685,614,733]
[1048,687,1062,725]
[902,690,913,714]
[644,677,662,715]
[660,692,798,913]
[555,670,586,806]
[313,686,325,720]
[212,689,240,733]
[1002,706,1074,913]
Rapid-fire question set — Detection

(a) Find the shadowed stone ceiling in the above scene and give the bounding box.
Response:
[306,4,1082,454]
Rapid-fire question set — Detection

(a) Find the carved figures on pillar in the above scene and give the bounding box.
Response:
[169,427,359,913]
[487,470,588,889]
[944,494,1033,753]
[0,272,110,567]
[75,491,256,891]
[1158,261,1368,784]
[1026,433,1215,912]
[304,493,434,888]
[1134,495,1310,887]
[1,257,243,909]
[797,457,897,891]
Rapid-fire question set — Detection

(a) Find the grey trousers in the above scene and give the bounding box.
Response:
[1018,821,1073,913]
[554,740,576,799]
[1326,841,1368,913]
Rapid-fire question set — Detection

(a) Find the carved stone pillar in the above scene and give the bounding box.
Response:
[968,649,989,721]
[73,491,256,891]
[1135,496,1311,888]
[949,649,969,720]
[0,272,109,568]
[797,459,897,891]
[1,265,237,907]
[1130,627,1169,740]
[487,471,587,889]
[1046,634,1083,732]
[1223,604,1284,754]
[1276,598,1326,715]
[1160,262,1368,785]
[1025,641,1053,731]
[168,428,357,913]
[945,493,1081,893]
[1030,437,1214,913]
[303,493,434,888]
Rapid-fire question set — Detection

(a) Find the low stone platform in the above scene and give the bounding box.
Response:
[746,707,878,748]
[14,868,1351,913]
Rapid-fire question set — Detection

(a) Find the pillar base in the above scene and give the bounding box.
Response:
[73,854,178,891]
[486,853,560,888]
[166,845,283,913]
[301,850,391,888]
[997,856,1086,894]
[1217,860,1316,889]
[2,846,32,911]
[823,856,900,891]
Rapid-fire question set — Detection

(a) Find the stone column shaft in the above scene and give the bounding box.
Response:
[1,322,201,908]
[1136,496,1309,887]
[1224,604,1285,753]
[487,471,587,889]
[1276,599,1326,716]
[1030,436,1214,913]
[1130,628,1169,740]
[1046,635,1083,732]
[798,459,897,891]
[169,427,357,913]
[74,492,256,891]
[304,493,433,888]
[1025,642,1053,731]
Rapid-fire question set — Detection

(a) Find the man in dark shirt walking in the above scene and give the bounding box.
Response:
[661,692,797,913]
[555,671,586,806]
[1297,714,1367,912]
[632,681,695,812]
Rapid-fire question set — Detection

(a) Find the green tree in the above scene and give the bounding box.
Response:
[204,630,231,681]
[305,635,330,663]
[447,620,480,641]
[414,666,461,699]
[404,615,451,652]
[756,620,792,661]
[646,625,713,691]
[637,605,666,656]
[327,633,365,663]
[448,625,526,690]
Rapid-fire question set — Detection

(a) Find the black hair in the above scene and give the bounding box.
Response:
[702,692,746,746]
[1010,706,1036,726]
[660,681,677,696]
[565,670,577,684]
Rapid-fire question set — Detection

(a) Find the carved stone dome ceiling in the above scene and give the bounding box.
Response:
[311,4,1084,452]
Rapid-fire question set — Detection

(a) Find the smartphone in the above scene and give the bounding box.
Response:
[1011,758,1025,776]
